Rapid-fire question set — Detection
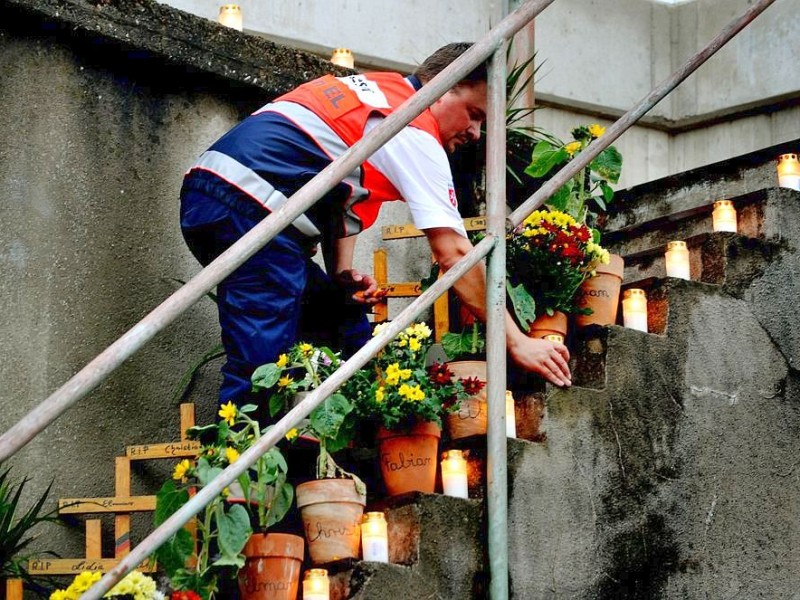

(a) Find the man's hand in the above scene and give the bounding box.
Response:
[508,333,572,388]
[335,269,383,304]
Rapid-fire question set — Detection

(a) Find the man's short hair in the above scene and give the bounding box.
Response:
[414,42,487,87]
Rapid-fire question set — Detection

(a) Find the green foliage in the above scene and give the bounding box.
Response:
[351,323,472,432]
[0,468,59,593]
[441,321,486,361]
[524,124,623,228]
[251,342,361,484]
[155,401,293,599]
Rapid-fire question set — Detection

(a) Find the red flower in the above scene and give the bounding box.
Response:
[570,225,591,242]
[428,362,453,385]
[172,592,202,600]
[460,376,486,397]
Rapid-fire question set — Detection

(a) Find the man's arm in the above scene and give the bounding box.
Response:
[424,227,571,387]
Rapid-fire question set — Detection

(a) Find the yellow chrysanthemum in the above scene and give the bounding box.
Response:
[278,375,294,388]
[375,386,385,403]
[413,323,432,339]
[276,353,288,368]
[372,322,389,337]
[299,343,314,357]
[218,401,237,426]
[286,428,299,441]
[397,335,408,347]
[409,337,421,352]
[172,459,192,481]
[69,571,102,593]
[225,446,240,463]
[398,384,425,401]
[385,363,412,386]
[588,124,605,138]
[565,141,582,156]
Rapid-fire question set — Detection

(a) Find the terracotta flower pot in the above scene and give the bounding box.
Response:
[295,478,366,565]
[574,254,625,327]
[238,532,304,600]
[445,361,487,440]
[528,310,568,339]
[376,420,441,495]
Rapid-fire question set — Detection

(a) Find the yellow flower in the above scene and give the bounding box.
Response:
[69,571,102,593]
[398,384,425,401]
[412,323,432,339]
[276,353,288,368]
[172,459,192,481]
[225,446,240,463]
[222,486,230,497]
[286,428,299,441]
[565,141,582,156]
[372,322,389,337]
[385,363,412,386]
[218,401,237,426]
[278,375,294,388]
[299,343,314,357]
[409,337,421,352]
[588,124,606,138]
[375,386,385,403]
[397,335,408,347]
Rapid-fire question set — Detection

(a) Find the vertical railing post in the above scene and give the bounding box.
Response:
[486,40,509,599]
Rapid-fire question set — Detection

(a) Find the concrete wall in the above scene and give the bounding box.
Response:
[157,0,800,187]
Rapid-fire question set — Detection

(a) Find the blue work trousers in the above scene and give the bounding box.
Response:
[180,189,370,406]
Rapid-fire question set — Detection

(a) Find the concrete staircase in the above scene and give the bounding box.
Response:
[324,138,800,599]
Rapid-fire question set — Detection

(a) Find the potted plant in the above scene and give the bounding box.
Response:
[154,401,296,600]
[506,208,611,339]
[352,322,471,496]
[1,468,60,599]
[524,124,625,327]
[251,342,365,566]
[440,321,489,441]
[49,569,163,599]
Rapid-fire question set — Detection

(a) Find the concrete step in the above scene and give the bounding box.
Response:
[604,138,799,237]
[325,493,486,599]
[506,282,800,598]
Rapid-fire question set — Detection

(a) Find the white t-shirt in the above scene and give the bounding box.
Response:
[364,116,468,238]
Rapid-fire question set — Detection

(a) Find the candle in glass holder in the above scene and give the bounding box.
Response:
[441,450,468,499]
[505,390,517,438]
[777,153,800,190]
[361,512,389,563]
[665,241,690,280]
[622,289,648,332]
[544,334,564,344]
[303,569,329,600]
[331,48,355,69]
[218,4,243,30]
[712,200,737,233]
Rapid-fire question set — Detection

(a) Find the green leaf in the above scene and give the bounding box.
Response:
[238,403,258,414]
[600,181,614,203]
[442,331,478,360]
[266,481,294,528]
[153,528,194,576]
[251,363,282,392]
[592,228,602,244]
[309,393,352,440]
[269,393,287,418]
[214,503,251,565]
[590,146,622,183]
[506,282,537,331]
[525,141,568,178]
[544,181,573,213]
[154,481,189,526]
[196,459,223,487]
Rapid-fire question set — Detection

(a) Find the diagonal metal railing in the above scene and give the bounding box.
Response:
[0,0,777,597]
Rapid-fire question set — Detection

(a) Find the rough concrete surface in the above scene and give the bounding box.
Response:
[508,278,800,598]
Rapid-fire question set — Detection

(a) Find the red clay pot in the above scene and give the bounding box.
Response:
[376,420,441,495]
[445,361,488,440]
[574,254,625,327]
[237,532,304,600]
[295,479,366,565]
[528,310,568,339]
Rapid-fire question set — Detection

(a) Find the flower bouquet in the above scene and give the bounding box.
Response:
[351,322,473,495]
[506,208,610,330]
